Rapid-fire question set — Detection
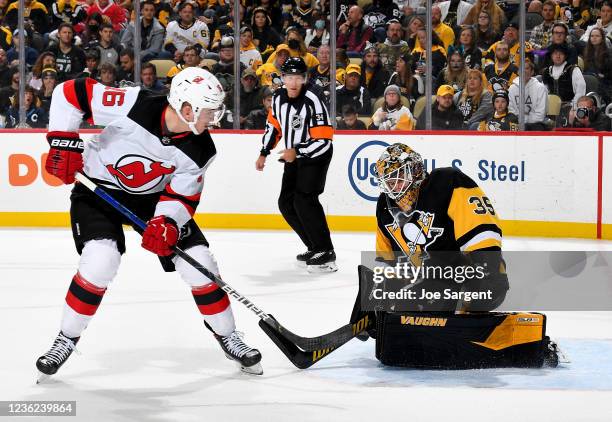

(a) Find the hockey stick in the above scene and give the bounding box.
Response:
[74,172,370,368]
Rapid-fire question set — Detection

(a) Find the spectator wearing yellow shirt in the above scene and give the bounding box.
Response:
[266,27,319,69]
[256,43,289,90]
[432,6,455,49]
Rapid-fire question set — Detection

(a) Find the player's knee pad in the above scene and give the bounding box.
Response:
[78,239,121,288]
[174,245,220,287]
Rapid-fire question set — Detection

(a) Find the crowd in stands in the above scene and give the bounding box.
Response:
[1,0,611,131]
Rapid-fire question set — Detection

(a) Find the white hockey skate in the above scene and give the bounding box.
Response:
[214,331,263,375]
[36,332,79,383]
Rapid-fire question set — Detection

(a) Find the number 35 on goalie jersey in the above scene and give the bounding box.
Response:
[376,167,502,260]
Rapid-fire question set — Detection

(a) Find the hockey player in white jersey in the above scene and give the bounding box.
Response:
[36,67,263,380]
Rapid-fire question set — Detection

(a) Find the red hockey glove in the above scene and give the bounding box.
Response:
[45,131,84,184]
[141,216,179,256]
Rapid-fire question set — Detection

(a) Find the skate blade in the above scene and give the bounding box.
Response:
[296,261,307,269]
[306,262,338,273]
[36,372,51,384]
[238,361,263,375]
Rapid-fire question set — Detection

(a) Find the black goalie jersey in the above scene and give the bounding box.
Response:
[376,167,502,260]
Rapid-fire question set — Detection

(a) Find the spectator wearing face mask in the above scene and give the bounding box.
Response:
[266,27,319,69]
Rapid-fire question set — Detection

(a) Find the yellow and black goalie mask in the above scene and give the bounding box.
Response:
[375,143,425,210]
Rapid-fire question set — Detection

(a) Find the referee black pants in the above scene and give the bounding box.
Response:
[278,146,333,252]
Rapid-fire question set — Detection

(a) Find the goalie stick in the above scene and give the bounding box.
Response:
[74,172,371,369]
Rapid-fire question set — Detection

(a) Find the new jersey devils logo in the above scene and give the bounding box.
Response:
[106,154,175,193]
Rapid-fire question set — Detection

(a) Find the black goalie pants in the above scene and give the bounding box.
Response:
[278,146,333,252]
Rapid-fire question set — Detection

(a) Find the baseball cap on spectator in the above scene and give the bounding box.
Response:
[41,68,57,79]
[275,43,290,54]
[242,67,257,80]
[314,20,326,30]
[220,36,234,49]
[437,85,455,97]
[240,26,253,35]
[203,9,216,19]
[345,64,361,76]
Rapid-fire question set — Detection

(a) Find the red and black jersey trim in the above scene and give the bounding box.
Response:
[63,78,96,124]
[65,272,106,316]
[192,283,230,315]
[159,184,201,216]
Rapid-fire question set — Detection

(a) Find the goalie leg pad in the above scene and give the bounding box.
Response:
[375,311,553,369]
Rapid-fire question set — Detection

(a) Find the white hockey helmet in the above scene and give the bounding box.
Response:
[168,66,226,134]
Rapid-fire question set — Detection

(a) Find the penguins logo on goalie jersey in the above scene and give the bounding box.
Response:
[376,167,502,261]
[383,210,444,264]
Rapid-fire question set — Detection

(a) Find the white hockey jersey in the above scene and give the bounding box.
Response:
[164,19,210,55]
[48,78,217,229]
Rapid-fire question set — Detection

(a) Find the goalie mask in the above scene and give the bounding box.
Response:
[375,143,426,210]
[168,67,226,134]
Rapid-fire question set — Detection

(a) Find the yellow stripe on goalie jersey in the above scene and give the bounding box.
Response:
[376,226,395,261]
[448,187,502,251]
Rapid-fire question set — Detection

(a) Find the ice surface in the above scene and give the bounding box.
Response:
[1,229,611,422]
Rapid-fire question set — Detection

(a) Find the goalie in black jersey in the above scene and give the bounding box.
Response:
[351,143,562,369]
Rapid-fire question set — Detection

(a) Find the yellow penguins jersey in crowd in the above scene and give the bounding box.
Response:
[376,167,502,261]
[484,41,533,66]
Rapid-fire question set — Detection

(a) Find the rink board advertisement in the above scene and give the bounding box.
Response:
[0,130,607,239]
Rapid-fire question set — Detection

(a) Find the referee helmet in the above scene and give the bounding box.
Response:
[281,57,308,76]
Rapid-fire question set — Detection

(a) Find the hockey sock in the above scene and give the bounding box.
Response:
[61,272,107,338]
[192,283,235,336]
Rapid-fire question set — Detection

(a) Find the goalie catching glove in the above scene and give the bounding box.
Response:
[45,131,84,184]
[141,215,179,256]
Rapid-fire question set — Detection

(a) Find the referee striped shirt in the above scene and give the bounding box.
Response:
[261,83,333,159]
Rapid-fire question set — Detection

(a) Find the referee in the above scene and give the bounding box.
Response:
[255,57,336,273]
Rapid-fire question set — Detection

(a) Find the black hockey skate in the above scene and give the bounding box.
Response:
[36,332,79,383]
[296,250,316,268]
[214,331,263,375]
[306,250,338,273]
